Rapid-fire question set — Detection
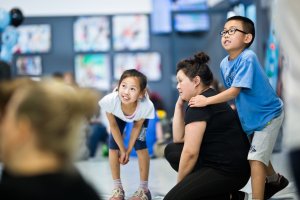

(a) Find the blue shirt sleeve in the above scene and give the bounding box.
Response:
[232,59,254,89]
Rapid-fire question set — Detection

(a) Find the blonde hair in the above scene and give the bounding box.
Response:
[14,80,99,163]
[0,78,35,118]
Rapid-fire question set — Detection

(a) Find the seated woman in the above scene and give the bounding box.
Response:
[0,79,101,200]
[164,52,250,200]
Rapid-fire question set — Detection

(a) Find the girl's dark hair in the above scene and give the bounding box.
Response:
[176,52,213,86]
[227,16,255,48]
[118,69,147,91]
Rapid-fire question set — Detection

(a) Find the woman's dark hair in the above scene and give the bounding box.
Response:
[176,52,213,86]
[118,69,147,91]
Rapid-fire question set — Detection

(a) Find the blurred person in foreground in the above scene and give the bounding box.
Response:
[0,78,102,200]
[273,0,300,195]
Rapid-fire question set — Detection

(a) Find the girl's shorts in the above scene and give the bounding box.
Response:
[109,116,148,151]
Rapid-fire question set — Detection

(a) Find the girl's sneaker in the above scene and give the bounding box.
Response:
[129,188,152,200]
[109,187,125,200]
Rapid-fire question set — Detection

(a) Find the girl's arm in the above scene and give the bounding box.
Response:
[127,119,145,153]
[172,96,185,143]
[106,112,126,153]
[189,87,241,107]
[177,121,206,183]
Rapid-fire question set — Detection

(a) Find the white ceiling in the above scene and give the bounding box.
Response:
[1,0,152,17]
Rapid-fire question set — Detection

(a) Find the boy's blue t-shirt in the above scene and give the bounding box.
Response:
[220,49,283,135]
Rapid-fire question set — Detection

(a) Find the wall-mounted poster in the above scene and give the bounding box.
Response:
[16,56,42,76]
[113,15,149,51]
[114,52,161,81]
[174,13,210,32]
[14,24,51,54]
[75,54,110,90]
[172,0,210,33]
[74,16,110,52]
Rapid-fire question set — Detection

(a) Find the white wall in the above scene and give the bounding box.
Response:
[1,0,152,17]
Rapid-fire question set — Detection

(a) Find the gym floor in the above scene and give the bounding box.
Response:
[76,148,299,200]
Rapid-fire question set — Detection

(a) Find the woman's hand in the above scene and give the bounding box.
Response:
[176,96,185,107]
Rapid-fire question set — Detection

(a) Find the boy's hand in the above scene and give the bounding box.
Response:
[189,95,208,107]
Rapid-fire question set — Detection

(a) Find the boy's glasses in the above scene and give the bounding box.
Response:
[220,27,248,37]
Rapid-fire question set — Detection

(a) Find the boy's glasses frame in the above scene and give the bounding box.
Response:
[220,27,248,37]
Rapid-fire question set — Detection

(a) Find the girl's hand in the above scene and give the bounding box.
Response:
[124,151,130,164]
[119,150,129,165]
[189,95,208,107]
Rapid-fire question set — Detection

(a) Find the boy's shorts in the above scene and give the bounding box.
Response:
[248,110,284,166]
[109,116,148,151]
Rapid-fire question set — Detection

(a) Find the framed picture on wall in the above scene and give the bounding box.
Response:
[113,15,149,51]
[172,0,210,33]
[174,13,210,32]
[114,52,161,81]
[74,16,110,52]
[14,24,51,54]
[75,54,110,90]
[16,56,42,76]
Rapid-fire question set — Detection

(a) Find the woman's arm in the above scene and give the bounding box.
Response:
[172,97,186,143]
[177,121,206,183]
[189,87,241,107]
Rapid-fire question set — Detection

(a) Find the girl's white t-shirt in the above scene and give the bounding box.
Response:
[99,91,155,122]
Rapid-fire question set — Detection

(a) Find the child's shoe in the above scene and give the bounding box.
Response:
[109,187,125,200]
[264,174,289,199]
[129,188,152,200]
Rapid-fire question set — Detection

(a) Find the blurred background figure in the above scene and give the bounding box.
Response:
[0,60,11,82]
[52,71,64,81]
[63,71,78,86]
[273,0,300,196]
[148,90,172,158]
[50,71,92,161]
[210,79,225,94]
[0,7,24,63]
[87,92,109,158]
[0,79,102,200]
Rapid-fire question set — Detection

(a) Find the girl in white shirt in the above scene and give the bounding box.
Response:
[99,69,155,200]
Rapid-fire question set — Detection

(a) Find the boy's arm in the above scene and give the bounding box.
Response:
[172,96,185,143]
[189,87,241,107]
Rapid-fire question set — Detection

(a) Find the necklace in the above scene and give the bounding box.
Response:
[199,87,210,94]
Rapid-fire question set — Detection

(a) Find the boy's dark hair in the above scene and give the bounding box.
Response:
[227,16,255,48]
[118,69,147,91]
[176,52,213,86]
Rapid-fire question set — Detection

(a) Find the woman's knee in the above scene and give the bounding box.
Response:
[164,143,183,162]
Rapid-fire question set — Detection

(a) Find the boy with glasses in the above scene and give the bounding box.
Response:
[189,16,288,200]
